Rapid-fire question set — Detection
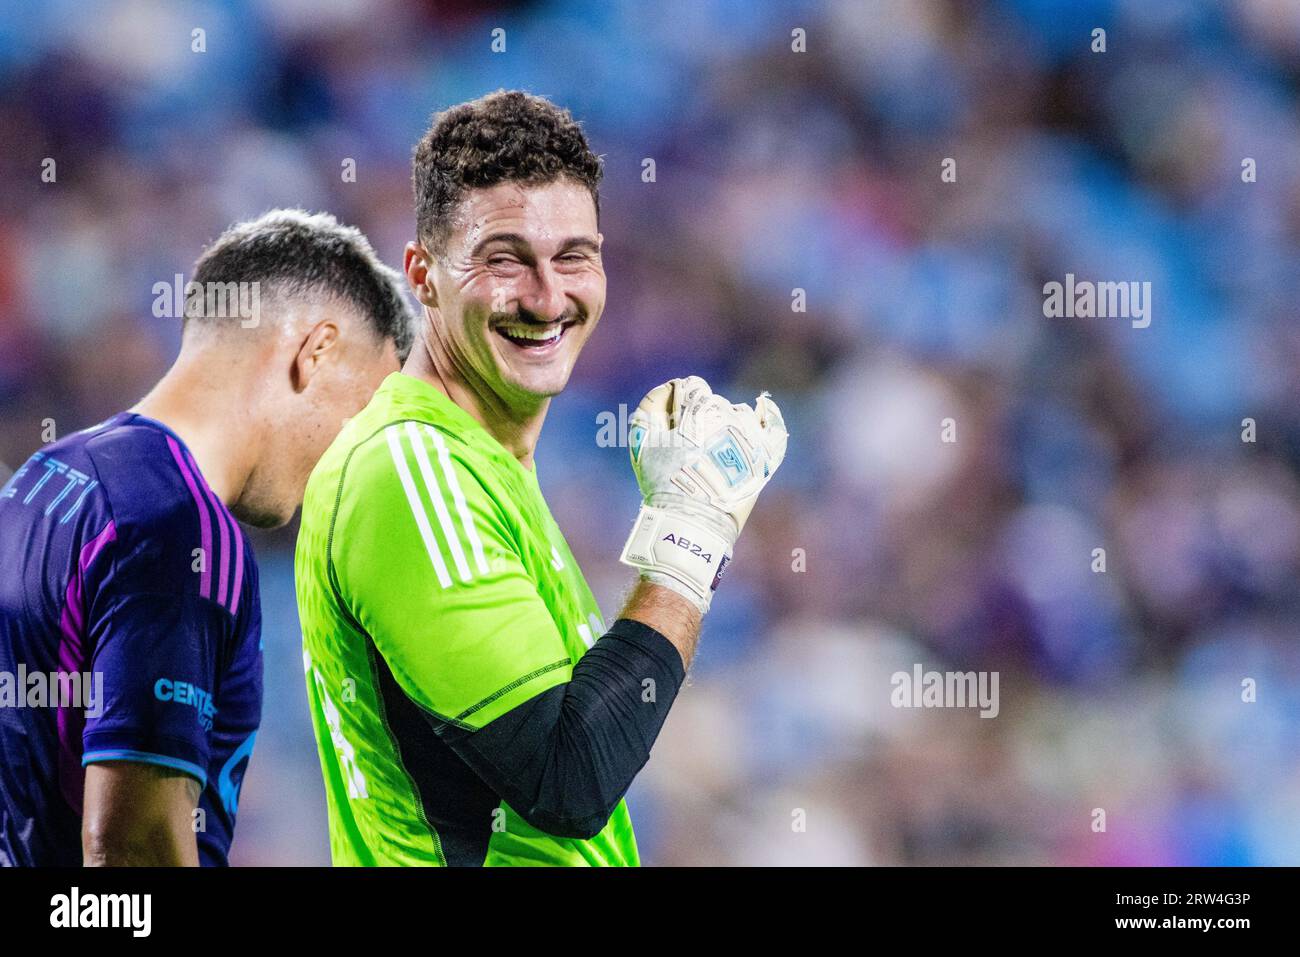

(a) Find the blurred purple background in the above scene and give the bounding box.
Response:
[2,0,1299,865]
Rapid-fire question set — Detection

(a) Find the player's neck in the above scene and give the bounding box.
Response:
[132,357,261,508]
[404,349,547,470]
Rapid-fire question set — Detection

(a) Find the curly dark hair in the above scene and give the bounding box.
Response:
[413,90,603,252]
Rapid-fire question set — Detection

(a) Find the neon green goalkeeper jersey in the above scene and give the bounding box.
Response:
[295,372,639,866]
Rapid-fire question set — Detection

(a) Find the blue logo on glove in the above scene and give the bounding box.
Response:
[708,436,750,487]
[629,424,647,465]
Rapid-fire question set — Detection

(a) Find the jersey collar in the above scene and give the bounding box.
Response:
[381,372,540,479]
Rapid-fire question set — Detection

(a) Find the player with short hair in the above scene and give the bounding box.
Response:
[0,209,412,866]
[295,91,787,866]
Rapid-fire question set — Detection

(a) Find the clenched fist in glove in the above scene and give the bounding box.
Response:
[620,376,788,613]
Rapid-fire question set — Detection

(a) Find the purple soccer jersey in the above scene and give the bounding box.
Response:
[0,413,262,866]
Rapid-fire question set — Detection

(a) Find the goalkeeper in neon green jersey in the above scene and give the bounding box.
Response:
[294,90,787,866]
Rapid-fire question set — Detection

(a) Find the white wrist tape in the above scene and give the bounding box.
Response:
[619,504,733,610]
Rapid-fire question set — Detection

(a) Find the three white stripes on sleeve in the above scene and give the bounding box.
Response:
[385,423,489,588]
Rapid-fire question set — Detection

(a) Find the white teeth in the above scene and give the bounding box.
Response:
[498,324,562,342]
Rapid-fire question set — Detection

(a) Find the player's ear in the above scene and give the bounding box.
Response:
[404,241,438,310]
[291,320,339,394]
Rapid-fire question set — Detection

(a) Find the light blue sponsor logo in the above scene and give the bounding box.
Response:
[154,678,217,731]
[708,436,750,487]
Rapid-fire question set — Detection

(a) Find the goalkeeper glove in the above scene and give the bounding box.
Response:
[619,376,788,613]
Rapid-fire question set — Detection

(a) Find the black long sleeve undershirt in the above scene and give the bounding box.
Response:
[432,618,686,839]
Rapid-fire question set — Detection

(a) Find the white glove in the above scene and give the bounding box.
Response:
[619,376,788,613]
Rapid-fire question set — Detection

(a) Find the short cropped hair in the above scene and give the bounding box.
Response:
[413,90,602,252]
[187,209,414,360]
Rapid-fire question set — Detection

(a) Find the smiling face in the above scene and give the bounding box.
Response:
[411,178,605,413]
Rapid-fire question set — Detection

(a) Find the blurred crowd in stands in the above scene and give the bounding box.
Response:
[2,0,1297,864]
